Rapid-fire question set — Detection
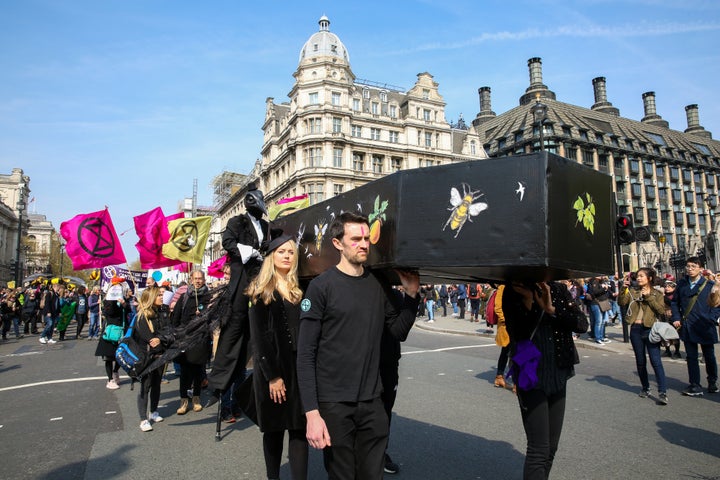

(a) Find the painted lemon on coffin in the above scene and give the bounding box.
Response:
[573,193,596,234]
[368,195,389,244]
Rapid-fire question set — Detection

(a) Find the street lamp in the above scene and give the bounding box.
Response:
[531,98,548,152]
[59,241,66,279]
[704,194,717,270]
[14,183,26,286]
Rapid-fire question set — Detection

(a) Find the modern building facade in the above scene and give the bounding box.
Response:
[473,58,720,273]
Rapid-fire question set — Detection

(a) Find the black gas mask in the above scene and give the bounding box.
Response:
[244,184,267,220]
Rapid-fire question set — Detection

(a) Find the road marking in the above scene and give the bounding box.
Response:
[50,417,63,421]
[438,373,445,376]
[403,344,493,355]
[2,351,43,358]
[0,376,109,392]
[105,411,117,414]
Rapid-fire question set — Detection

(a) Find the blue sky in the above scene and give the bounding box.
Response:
[2,0,719,263]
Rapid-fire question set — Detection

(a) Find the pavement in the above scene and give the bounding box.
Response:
[413,310,635,354]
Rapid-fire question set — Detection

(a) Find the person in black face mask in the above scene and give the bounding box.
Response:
[206,183,269,409]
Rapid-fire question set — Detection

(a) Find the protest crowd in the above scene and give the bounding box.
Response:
[2,187,719,480]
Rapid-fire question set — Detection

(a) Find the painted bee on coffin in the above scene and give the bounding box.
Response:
[443,183,488,238]
[314,221,328,253]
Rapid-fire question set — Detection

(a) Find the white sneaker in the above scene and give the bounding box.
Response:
[47,338,57,344]
[149,411,163,423]
[39,337,47,344]
[106,379,120,390]
[140,420,153,432]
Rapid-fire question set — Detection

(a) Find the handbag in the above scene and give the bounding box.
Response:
[102,324,124,343]
[597,298,612,312]
[115,315,151,380]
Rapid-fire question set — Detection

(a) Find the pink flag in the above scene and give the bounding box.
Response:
[60,208,127,270]
[207,255,228,278]
[133,207,185,269]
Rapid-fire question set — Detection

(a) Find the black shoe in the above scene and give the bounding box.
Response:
[708,383,719,394]
[657,393,668,405]
[638,389,650,398]
[663,350,672,358]
[384,454,399,474]
[672,352,682,360]
[682,385,704,397]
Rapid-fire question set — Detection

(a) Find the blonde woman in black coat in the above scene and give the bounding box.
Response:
[246,233,307,480]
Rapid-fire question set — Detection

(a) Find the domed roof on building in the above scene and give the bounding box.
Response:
[299,16,350,65]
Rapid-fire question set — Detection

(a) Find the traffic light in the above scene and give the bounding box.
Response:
[616,214,635,245]
[634,226,652,242]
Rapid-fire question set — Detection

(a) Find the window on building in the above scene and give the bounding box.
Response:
[672,189,682,203]
[422,89,430,99]
[643,162,654,176]
[669,167,680,181]
[353,98,360,111]
[308,117,322,134]
[682,170,692,183]
[610,136,619,147]
[616,181,626,195]
[629,159,640,174]
[332,117,342,133]
[685,191,694,204]
[661,211,670,225]
[631,184,642,198]
[391,157,402,171]
[647,209,658,222]
[562,126,572,137]
[333,147,343,167]
[351,125,362,137]
[308,92,319,104]
[425,132,432,147]
[389,131,399,143]
[353,153,364,171]
[595,133,604,144]
[564,144,577,160]
[579,130,588,141]
[305,182,325,204]
[582,149,594,167]
[674,212,684,225]
[333,184,344,196]
[645,185,656,199]
[693,172,701,184]
[371,128,381,141]
[389,105,397,118]
[514,132,523,143]
[423,109,431,121]
[380,91,387,102]
[305,147,322,167]
[707,174,716,187]
[656,165,665,178]
[598,154,609,172]
[363,88,370,99]
[372,155,384,173]
[497,138,506,150]
[332,92,341,106]
[470,141,476,155]
[372,102,379,115]
[639,143,647,152]
[634,208,645,223]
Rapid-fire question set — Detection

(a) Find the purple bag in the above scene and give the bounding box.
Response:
[509,339,542,391]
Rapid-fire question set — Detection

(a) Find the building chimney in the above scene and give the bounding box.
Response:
[641,91,669,128]
[519,57,556,105]
[472,86,496,126]
[590,77,619,116]
[684,104,713,139]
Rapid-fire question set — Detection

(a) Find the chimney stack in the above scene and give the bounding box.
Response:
[472,86,496,126]
[641,91,669,128]
[519,57,556,105]
[590,77,619,116]
[684,104,712,139]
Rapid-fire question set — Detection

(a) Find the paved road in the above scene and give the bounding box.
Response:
[1,324,719,480]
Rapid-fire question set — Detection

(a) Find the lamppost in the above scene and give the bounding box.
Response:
[531,98,548,152]
[59,242,66,279]
[14,183,26,286]
[704,194,717,270]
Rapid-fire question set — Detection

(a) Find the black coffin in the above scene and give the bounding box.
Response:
[273,152,614,283]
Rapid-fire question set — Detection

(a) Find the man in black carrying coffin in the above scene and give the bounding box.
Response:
[206,183,269,407]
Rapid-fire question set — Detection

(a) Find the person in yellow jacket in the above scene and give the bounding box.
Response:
[493,285,512,389]
[618,267,669,405]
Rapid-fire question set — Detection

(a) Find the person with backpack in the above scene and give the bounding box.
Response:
[438,285,449,317]
[468,283,481,322]
[135,286,166,432]
[457,284,468,320]
[39,283,61,344]
[87,286,101,340]
[21,289,39,335]
[425,284,438,323]
[74,286,88,339]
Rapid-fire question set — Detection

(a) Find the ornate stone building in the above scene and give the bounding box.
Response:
[256,16,487,207]
[473,58,720,273]
[0,168,31,284]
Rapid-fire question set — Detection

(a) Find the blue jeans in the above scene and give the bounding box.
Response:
[630,324,666,393]
[426,300,435,320]
[684,342,718,387]
[41,315,57,339]
[589,304,608,340]
[610,300,622,322]
[451,302,458,314]
[88,311,100,338]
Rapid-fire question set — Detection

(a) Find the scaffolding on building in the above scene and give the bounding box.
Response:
[212,171,247,208]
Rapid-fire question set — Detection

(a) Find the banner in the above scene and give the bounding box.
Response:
[269,194,310,220]
[60,208,127,270]
[100,265,148,293]
[207,255,228,278]
[134,207,184,269]
[161,216,212,265]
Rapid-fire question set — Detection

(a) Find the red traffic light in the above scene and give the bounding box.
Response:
[618,216,630,227]
[616,214,635,244]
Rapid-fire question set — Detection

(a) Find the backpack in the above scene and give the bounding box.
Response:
[485,290,498,325]
[115,315,150,380]
[469,284,478,297]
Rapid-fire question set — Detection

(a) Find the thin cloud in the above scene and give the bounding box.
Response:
[383,21,720,55]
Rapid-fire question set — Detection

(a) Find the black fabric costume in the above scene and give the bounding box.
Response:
[208,211,269,392]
